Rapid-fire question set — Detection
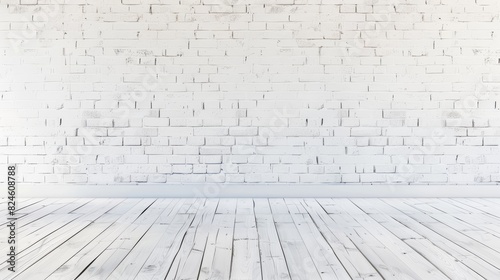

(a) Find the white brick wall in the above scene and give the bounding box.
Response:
[1,0,500,184]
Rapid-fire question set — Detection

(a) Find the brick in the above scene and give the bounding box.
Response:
[5,0,500,185]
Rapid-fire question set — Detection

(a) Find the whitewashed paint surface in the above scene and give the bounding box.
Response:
[1,0,500,184]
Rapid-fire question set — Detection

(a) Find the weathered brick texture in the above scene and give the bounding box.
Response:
[1,0,500,184]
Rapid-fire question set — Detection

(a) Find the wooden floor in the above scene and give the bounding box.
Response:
[1,198,500,279]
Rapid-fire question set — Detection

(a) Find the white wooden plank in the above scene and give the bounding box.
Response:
[2,197,500,280]
[269,198,293,223]
[325,199,429,280]
[0,199,89,243]
[0,198,42,214]
[414,215,500,267]
[0,198,56,226]
[253,198,272,214]
[394,199,500,267]
[275,221,323,280]
[15,198,78,229]
[0,199,113,272]
[46,199,153,279]
[270,198,323,280]
[216,198,237,214]
[165,199,219,280]
[255,213,291,280]
[340,199,449,279]
[484,198,500,206]
[2,199,125,280]
[198,215,236,280]
[78,199,179,280]
[458,198,500,220]
[429,213,500,251]
[230,199,262,280]
[302,199,382,280]
[401,198,445,215]
[380,199,500,279]
[284,198,307,214]
[236,198,254,215]
[469,198,500,210]
[451,213,500,236]
[352,199,484,280]
[133,204,201,279]
[315,198,344,214]
[124,214,194,280]
[269,198,289,214]
[178,198,197,214]
[289,212,351,279]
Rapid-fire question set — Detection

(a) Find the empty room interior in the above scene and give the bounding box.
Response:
[2,0,500,279]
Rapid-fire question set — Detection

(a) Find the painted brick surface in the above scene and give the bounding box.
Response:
[1,0,500,184]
